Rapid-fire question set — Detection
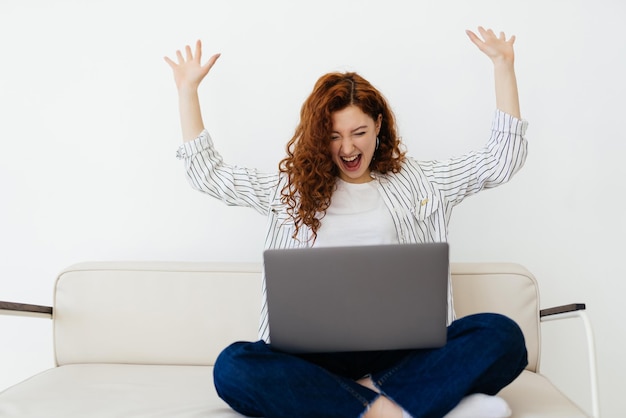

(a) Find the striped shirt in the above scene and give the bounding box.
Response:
[176,109,529,342]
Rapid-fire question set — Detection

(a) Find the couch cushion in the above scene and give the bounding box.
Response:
[53,262,262,366]
[451,263,541,372]
[0,364,244,418]
[499,371,588,417]
[0,366,587,418]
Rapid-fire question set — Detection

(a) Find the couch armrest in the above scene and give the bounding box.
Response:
[540,303,586,317]
[0,301,53,319]
[540,302,599,418]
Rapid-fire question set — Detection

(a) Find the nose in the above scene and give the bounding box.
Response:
[339,137,355,154]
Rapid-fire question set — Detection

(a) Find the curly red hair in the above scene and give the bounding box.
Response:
[279,72,406,241]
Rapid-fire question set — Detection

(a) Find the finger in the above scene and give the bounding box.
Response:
[499,31,506,41]
[176,49,184,64]
[509,34,516,45]
[477,26,496,42]
[195,40,202,62]
[163,56,177,69]
[202,53,221,72]
[185,45,193,61]
[465,30,483,46]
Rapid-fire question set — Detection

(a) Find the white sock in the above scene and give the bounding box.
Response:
[443,394,511,418]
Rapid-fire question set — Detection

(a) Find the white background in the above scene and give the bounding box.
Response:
[1,0,624,416]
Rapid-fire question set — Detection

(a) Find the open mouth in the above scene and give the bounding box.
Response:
[341,154,362,170]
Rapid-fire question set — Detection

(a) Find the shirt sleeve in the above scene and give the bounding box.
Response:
[176,130,279,216]
[420,109,529,206]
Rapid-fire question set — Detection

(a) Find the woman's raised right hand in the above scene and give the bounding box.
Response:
[164,40,220,92]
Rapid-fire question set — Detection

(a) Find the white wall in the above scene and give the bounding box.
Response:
[1,0,623,415]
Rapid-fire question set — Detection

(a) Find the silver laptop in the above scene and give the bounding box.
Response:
[263,242,449,353]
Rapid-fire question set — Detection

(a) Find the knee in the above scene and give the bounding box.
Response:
[477,313,524,343]
[457,313,527,360]
[213,341,266,391]
[213,341,268,416]
[482,313,527,364]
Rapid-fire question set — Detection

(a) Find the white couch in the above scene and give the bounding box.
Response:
[0,261,598,417]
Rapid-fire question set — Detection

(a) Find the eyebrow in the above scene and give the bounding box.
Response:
[332,125,369,134]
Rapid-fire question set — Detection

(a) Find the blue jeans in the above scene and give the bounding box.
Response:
[213,313,528,418]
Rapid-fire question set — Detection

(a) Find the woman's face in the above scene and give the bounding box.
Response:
[329,105,381,184]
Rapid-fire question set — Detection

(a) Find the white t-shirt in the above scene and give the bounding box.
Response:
[314,178,399,247]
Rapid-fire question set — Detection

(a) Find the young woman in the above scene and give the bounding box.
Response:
[166,27,529,418]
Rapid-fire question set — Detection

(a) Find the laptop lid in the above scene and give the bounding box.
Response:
[263,242,449,353]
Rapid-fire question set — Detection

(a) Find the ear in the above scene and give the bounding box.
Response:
[375,114,382,135]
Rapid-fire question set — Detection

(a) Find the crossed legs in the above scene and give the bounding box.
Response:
[213,313,528,418]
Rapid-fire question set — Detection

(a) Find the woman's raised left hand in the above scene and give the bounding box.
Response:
[466,26,515,65]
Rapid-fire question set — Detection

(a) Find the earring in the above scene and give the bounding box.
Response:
[372,137,380,162]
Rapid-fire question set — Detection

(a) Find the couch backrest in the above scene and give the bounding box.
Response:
[53,261,540,372]
[53,262,262,366]
[451,263,541,372]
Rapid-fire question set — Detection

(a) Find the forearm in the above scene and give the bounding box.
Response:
[178,87,205,142]
[493,60,521,119]
[465,27,521,119]
[165,41,220,142]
